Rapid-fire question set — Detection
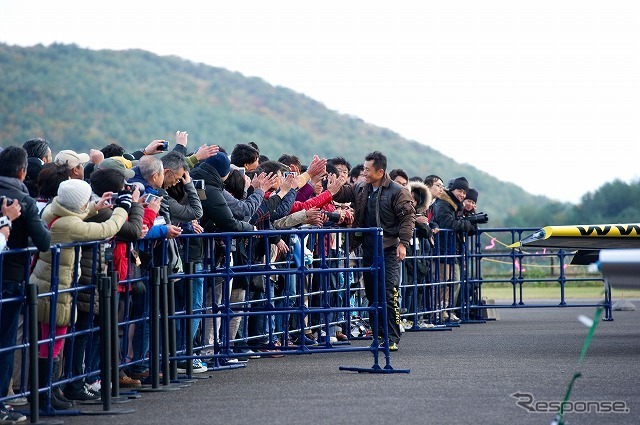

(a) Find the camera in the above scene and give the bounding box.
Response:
[323,211,342,223]
[130,181,146,196]
[0,195,14,208]
[192,179,205,190]
[180,221,195,234]
[158,140,169,151]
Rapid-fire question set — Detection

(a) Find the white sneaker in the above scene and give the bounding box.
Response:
[450,313,461,322]
[418,321,435,329]
[87,380,101,393]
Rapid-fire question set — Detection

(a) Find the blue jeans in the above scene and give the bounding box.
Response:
[129,281,150,372]
[176,262,204,352]
[1,280,24,400]
[248,280,277,344]
[274,275,297,338]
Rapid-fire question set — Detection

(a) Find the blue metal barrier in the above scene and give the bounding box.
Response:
[1,224,614,414]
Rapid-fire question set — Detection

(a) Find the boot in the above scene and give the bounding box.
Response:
[38,358,73,411]
[51,358,74,407]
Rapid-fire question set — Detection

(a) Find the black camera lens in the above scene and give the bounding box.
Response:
[324,211,341,223]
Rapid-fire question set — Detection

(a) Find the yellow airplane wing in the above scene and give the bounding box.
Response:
[508,224,640,250]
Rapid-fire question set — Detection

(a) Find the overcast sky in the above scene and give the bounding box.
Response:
[2,0,639,203]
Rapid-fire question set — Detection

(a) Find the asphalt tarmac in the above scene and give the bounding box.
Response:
[37,300,640,425]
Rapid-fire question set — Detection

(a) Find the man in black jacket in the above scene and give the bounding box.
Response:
[0,146,51,422]
[334,151,415,351]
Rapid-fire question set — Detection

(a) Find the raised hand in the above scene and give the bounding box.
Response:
[144,140,167,155]
[175,130,188,147]
[89,149,104,164]
[194,144,219,161]
[326,173,346,195]
[306,155,327,178]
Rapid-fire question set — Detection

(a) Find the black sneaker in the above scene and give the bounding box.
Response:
[66,385,101,402]
[0,404,27,423]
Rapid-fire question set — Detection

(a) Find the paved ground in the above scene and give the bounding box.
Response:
[30,299,640,425]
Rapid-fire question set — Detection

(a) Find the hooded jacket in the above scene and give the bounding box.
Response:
[191,162,253,234]
[432,189,474,261]
[31,198,127,326]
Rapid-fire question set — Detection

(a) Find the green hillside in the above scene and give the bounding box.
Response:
[0,43,548,225]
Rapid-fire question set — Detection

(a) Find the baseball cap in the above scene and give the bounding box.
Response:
[55,150,90,169]
[96,157,135,179]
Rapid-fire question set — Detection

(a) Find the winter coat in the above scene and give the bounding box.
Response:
[77,202,145,315]
[191,162,254,234]
[31,198,128,326]
[0,176,51,282]
[335,173,415,250]
[432,190,474,262]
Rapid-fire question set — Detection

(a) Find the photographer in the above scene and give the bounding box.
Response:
[0,146,51,424]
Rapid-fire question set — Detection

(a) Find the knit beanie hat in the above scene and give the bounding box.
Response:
[205,152,231,178]
[449,177,469,192]
[465,188,479,203]
[58,179,93,213]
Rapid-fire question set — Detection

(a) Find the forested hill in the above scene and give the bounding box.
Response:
[0,42,547,225]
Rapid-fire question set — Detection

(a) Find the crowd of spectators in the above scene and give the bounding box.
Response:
[0,133,488,422]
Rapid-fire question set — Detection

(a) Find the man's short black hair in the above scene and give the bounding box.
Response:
[101,143,126,158]
[348,164,364,181]
[0,146,28,178]
[278,154,301,171]
[230,143,259,168]
[255,160,288,176]
[328,156,351,171]
[22,138,50,159]
[389,169,408,182]
[90,168,125,196]
[364,151,387,173]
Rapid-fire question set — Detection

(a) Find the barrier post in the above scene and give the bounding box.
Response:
[184,262,194,377]
[166,271,178,382]
[26,283,63,424]
[82,276,134,415]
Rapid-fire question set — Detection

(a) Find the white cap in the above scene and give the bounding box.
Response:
[57,179,92,213]
[55,150,90,169]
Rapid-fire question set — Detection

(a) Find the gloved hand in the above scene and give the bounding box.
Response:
[465,212,489,224]
[115,189,133,213]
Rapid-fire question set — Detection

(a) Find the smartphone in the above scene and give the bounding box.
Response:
[143,193,161,203]
[158,140,169,151]
[283,171,297,178]
[192,179,205,190]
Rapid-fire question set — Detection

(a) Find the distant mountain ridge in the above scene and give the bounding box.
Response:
[0,42,550,224]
